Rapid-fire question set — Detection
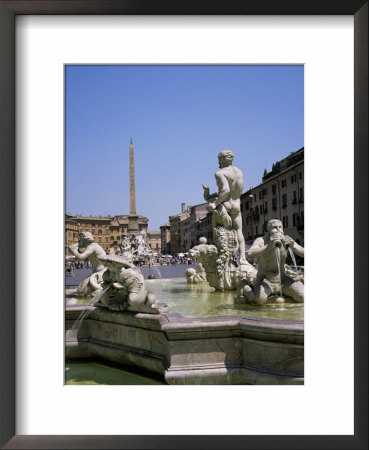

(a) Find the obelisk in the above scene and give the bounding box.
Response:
[129,138,136,215]
[128,139,139,233]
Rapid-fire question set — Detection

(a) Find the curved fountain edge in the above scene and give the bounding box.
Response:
[66,306,304,385]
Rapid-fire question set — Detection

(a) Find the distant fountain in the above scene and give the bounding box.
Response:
[115,232,152,266]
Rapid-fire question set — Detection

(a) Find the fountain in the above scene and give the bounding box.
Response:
[66,150,304,384]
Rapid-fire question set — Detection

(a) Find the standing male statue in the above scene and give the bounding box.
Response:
[202,150,247,264]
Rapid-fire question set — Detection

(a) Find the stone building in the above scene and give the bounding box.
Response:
[169,214,182,255]
[65,213,80,253]
[241,147,304,245]
[76,215,112,253]
[181,203,208,251]
[147,231,161,255]
[168,203,210,254]
[160,223,171,255]
[196,212,213,245]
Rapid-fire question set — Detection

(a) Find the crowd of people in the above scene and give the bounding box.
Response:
[65,259,92,276]
[65,254,192,276]
[154,255,193,265]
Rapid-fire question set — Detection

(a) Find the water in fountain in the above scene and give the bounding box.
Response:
[66,283,111,346]
[288,247,298,272]
[275,245,283,299]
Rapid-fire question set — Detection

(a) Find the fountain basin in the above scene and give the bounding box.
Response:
[66,304,304,385]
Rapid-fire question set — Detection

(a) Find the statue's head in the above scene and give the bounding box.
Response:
[267,219,284,237]
[79,231,94,246]
[198,237,207,245]
[185,268,196,279]
[119,268,141,288]
[218,150,234,168]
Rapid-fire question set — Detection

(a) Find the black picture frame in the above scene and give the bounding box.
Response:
[0,1,367,449]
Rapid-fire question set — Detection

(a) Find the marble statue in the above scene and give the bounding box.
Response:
[202,150,247,265]
[188,237,256,291]
[94,254,169,314]
[185,262,207,284]
[188,151,256,290]
[117,236,134,262]
[236,219,304,304]
[68,232,107,295]
[116,232,152,264]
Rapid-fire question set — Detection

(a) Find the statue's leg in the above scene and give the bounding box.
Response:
[77,276,91,295]
[253,280,271,305]
[233,213,246,263]
[282,278,304,303]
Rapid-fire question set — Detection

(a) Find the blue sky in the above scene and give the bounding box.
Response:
[66,65,304,230]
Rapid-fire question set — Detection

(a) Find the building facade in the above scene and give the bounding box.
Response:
[241,147,304,245]
[181,203,208,251]
[147,231,161,255]
[160,223,171,255]
[169,214,182,255]
[168,203,211,254]
[65,214,80,254]
[75,215,112,253]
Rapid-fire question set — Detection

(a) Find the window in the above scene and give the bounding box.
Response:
[272,184,276,195]
[299,187,304,202]
[98,237,102,242]
[245,201,249,210]
[293,213,299,226]
[282,194,287,207]
[281,179,287,188]
[105,237,109,242]
[260,204,263,214]
[272,197,277,210]
[264,201,268,213]
[259,191,263,200]
[299,171,303,180]
[98,229,102,234]
[292,191,297,204]
[291,174,297,184]
[283,216,289,229]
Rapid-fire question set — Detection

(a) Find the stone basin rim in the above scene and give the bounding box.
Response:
[66,304,304,331]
